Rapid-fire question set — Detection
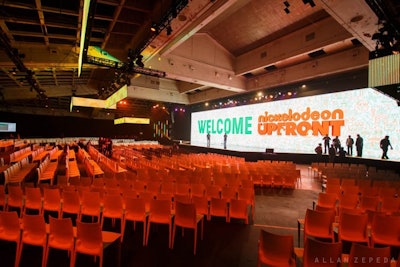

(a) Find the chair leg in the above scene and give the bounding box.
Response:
[146,221,151,246]
[194,227,197,255]
[171,224,176,249]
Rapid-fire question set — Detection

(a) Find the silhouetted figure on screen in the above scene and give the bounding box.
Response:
[322,134,331,154]
[207,132,210,147]
[380,135,393,159]
[223,133,227,149]
[315,143,322,155]
[346,135,354,156]
[355,134,363,157]
[328,144,336,163]
[332,136,341,153]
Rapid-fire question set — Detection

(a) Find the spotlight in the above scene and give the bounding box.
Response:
[302,0,315,7]
[150,23,158,32]
[135,55,144,68]
[166,25,172,36]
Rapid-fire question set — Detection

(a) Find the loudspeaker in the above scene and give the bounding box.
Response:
[265,148,274,153]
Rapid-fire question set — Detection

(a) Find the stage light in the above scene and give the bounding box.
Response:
[166,25,172,36]
[150,23,158,32]
[135,55,144,68]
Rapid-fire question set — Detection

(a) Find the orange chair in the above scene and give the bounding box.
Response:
[80,191,101,222]
[206,185,221,200]
[359,196,380,212]
[6,184,24,213]
[380,196,400,215]
[229,199,249,224]
[237,187,255,221]
[23,186,43,215]
[19,214,48,267]
[0,211,22,267]
[138,191,154,212]
[257,229,295,267]
[348,243,391,267]
[0,185,6,210]
[190,183,206,198]
[146,199,173,248]
[340,185,359,196]
[304,209,335,243]
[45,216,75,267]
[171,201,204,255]
[101,194,125,241]
[302,237,342,267]
[191,195,209,220]
[370,214,400,247]
[43,187,61,218]
[61,190,81,219]
[315,192,337,210]
[338,212,369,245]
[209,197,228,222]
[73,221,103,267]
[338,193,359,210]
[123,197,148,246]
[221,186,237,201]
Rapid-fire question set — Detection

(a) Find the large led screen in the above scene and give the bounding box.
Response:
[191,88,400,161]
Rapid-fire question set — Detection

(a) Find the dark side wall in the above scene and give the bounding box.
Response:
[0,111,192,141]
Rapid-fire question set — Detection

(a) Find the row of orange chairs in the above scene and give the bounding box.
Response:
[0,211,120,267]
[258,230,399,267]
[315,192,400,215]
[304,208,400,249]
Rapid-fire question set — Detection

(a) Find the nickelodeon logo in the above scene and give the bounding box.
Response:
[257,107,345,136]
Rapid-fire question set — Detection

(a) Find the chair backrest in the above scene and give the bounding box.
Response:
[258,230,294,266]
[24,186,42,207]
[317,192,337,208]
[348,243,391,267]
[62,190,81,213]
[22,213,47,239]
[149,199,171,223]
[0,210,20,237]
[7,184,23,207]
[49,216,74,244]
[124,197,146,219]
[304,208,335,240]
[371,214,400,245]
[103,194,123,212]
[303,238,342,267]
[339,212,368,241]
[76,221,103,250]
[338,193,359,209]
[174,201,196,228]
[44,187,61,204]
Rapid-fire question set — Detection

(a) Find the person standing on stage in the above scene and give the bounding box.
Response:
[380,135,393,159]
[332,136,341,153]
[346,135,354,156]
[355,134,363,157]
[207,132,210,147]
[223,133,227,149]
[328,144,336,163]
[322,134,331,154]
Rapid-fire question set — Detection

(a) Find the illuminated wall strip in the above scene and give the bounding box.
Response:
[114,117,150,125]
[78,0,91,77]
[368,53,400,87]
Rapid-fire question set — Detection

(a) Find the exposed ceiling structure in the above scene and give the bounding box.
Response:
[0,0,399,119]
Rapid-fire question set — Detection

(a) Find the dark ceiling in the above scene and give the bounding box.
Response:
[0,0,399,119]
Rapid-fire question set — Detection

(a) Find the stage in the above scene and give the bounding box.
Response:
[178,142,400,172]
